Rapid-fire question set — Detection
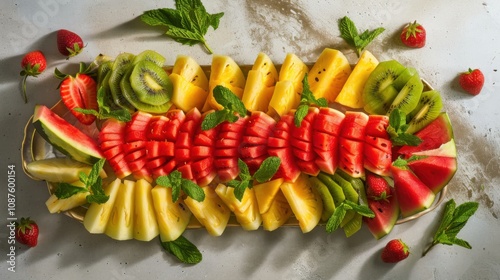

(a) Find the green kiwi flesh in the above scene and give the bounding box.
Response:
[406,90,443,134]
[120,67,172,114]
[130,60,173,106]
[109,53,136,112]
[317,173,346,206]
[132,50,166,67]
[309,177,336,221]
[363,60,407,115]
[392,67,417,90]
[386,73,423,116]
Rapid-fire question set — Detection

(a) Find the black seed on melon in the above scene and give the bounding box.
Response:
[363,193,399,240]
[32,105,104,165]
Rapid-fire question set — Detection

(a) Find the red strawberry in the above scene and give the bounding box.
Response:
[20,50,47,103]
[58,73,98,125]
[15,217,39,247]
[459,68,485,95]
[365,172,392,201]
[57,29,84,57]
[400,21,426,48]
[381,239,410,263]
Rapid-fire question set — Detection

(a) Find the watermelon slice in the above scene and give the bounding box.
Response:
[391,162,436,217]
[32,105,104,165]
[339,111,369,141]
[363,193,399,240]
[408,156,457,194]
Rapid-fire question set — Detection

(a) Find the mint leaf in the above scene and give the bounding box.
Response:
[181,180,205,202]
[422,199,479,257]
[387,109,422,146]
[343,200,374,218]
[338,16,385,57]
[253,156,281,183]
[141,0,224,54]
[75,87,131,122]
[156,171,204,203]
[233,180,250,202]
[201,109,231,130]
[294,74,327,127]
[160,235,202,264]
[326,200,374,233]
[201,85,247,130]
[54,182,88,199]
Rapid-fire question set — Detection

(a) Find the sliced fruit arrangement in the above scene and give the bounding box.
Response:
[27,48,457,240]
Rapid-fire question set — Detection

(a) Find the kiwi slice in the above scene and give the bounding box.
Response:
[109,53,136,111]
[130,60,173,106]
[342,213,363,237]
[317,173,345,206]
[120,67,172,114]
[97,61,113,86]
[132,50,166,67]
[392,67,417,90]
[363,60,407,115]
[310,177,336,221]
[406,90,443,134]
[386,73,423,116]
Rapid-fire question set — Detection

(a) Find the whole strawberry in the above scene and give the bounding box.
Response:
[381,239,410,263]
[365,172,392,201]
[15,217,39,247]
[400,21,426,48]
[57,29,84,57]
[459,68,484,95]
[20,50,47,103]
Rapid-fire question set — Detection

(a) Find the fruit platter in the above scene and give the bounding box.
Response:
[22,45,458,255]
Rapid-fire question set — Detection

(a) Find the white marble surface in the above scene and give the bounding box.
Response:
[1,0,499,279]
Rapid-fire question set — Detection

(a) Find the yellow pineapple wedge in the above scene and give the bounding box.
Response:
[308,48,352,103]
[335,50,379,108]
[261,189,293,231]
[170,55,209,111]
[280,173,323,233]
[26,157,107,183]
[151,185,192,242]
[215,184,262,231]
[203,55,246,111]
[133,179,159,241]
[241,70,275,112]
[105,179,135,241]
[268,53,308,119]
[45,180,89,214]
[83,178,122,234]
[251,52,279,87]
[253,178,284,214]
[184,186,231,236]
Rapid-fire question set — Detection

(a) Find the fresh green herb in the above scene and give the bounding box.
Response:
[141,0,224,54]
[387,109,423,146]
[201,85,248,130]
[294,73,328,127]
[326,200,374,233]
[74,86,131,122]
[54,158,109,204]
[227,157,281,201]
[422,199,479,257]
[338,16,385,57]
[156,170,205,203]
[160,235,202,264]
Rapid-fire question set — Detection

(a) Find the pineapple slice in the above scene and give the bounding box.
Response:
[241,70,275,112]
[203,55,246,111]
[170,73,208,112]
[184,186,231,236]
[280,173,323,233]
[253,178,284,214]
[151,185,192,242]
[308,48,352,103]
[26,157,107,183]
[279,53,309,93]
[251,52,279,87]
[133,179,159,241]
[267,80,300,119]
[215,184,262,231]
[45,180,88,213]
[261,190,293,231]
[171,55,209,89]
[105,179,135,240]
[335,50,379,108]
[83,178,122,234]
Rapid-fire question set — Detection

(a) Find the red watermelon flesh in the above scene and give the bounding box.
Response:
[391,164,436,217]
[408,156,457,194]
[363,193,399,240]
[365,115,389,138]
[338,137,364,178]
[397,112,454,158]
[339,111,369,141]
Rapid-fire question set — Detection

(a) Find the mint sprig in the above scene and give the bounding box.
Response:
[141,0,224,54]
[325,200,374,233]
[54,158,109,204]
[387,109,423,146]
[74,86,131,122]
[294,73,328,127]
[201,85,248,130]
[422,199,479,257]
[156,170,205,203]
[160,235,202,264]
[227,157,281,201]
[338,16,385,57]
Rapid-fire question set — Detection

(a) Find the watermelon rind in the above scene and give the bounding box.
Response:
[32,105,104,165]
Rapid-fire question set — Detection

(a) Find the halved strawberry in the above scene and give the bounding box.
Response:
[59,73,98,125]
